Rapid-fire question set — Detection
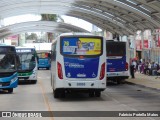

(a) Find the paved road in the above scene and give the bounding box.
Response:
[0,70,160,120]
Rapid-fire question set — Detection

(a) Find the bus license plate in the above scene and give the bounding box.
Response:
[77,83,85,86]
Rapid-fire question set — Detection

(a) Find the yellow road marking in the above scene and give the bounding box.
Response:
[39,80,54,120]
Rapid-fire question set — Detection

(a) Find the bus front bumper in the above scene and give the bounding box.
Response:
[0,78,18,89]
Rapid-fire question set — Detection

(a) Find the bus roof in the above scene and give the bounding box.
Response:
[106,40,126,43]
[16,46,35,49]
[0,44,15,47]
[59,32,100,37]
[36,50,51,53]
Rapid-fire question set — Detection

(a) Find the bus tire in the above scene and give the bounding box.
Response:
[47,67,50,70]
[89,91,94,97]
[95,91,101,97]
[60,90,65,98]
[53,90,59,98]
[8,88,13,93]
[32,80,37,84]
[117,80,121,84]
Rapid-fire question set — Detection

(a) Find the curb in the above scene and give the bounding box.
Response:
[125,81,160,91]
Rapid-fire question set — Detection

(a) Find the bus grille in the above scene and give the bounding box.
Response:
[0,73,14,78]
[0,82,10,86]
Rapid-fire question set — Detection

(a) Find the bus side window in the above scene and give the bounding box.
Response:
[16,55,20,68]
[51,42,57,60]
[37,56,39,63]
[31,55,35,62]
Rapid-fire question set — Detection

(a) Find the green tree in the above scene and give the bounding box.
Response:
[41,14,64,42]
[26,33,38,40]
[41,14,58,21]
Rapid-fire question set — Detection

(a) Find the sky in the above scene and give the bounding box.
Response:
[3,14,41,26]
[3,14,93,32]
[61,15,92,32]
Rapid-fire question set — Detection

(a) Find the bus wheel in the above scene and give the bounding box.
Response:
[116,79,121,84]
[32,80,37,84]
[8,88,13,93]
[89,91,94,97]
[53,90,59,98]
[60,90,65,98]
[95,91,101,97]
[47,67,50,70]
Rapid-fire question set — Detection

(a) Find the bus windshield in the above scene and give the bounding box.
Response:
[60,37,103,57]
[106,42,126,56]
[0,53,16,72]
[17,53,36,71]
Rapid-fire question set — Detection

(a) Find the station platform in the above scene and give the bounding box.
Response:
[125,72,160,90]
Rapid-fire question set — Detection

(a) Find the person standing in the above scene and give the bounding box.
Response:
[130,60,135,78]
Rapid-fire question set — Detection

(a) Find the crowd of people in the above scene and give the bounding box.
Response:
[130,59,160,78]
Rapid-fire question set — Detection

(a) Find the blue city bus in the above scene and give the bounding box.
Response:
[37,51,51,70]
[106,40,129,84]
[16,47,38,84]
[51,33,106,98]
[0,45,19,93]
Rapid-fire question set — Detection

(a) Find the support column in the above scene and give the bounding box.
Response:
[103,30,107,39]
[103,30,113,40]
[151,29,154,62]
[19,33,26,46]
[133,34,136,58]
[141,31,144,60]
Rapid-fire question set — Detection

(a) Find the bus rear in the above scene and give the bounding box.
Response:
[0,45,18,93]
[37,52,51,70]
[51,33,106,98]
[106,41,129,83]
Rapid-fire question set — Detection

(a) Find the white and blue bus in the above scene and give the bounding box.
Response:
[51,33,106,98]
[16,47,38,84]
[106,40,130,84]
[0,45,19,93]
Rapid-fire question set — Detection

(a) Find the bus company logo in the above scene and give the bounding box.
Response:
[65,62,84,68]
[107,62,112,65]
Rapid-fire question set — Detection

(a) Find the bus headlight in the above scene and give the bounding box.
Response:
[11,77,17,83]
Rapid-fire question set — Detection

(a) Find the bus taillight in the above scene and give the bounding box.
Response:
[57,62,63,79]
[125,62,128,71]
[100,62,105,80]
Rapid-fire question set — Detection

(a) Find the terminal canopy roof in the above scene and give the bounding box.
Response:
[0,0,160,36]
[0,21,89,39]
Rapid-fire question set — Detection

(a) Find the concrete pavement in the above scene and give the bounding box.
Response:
[126,72,160,90]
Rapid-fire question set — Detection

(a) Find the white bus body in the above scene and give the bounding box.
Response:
[51,33,106,98]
